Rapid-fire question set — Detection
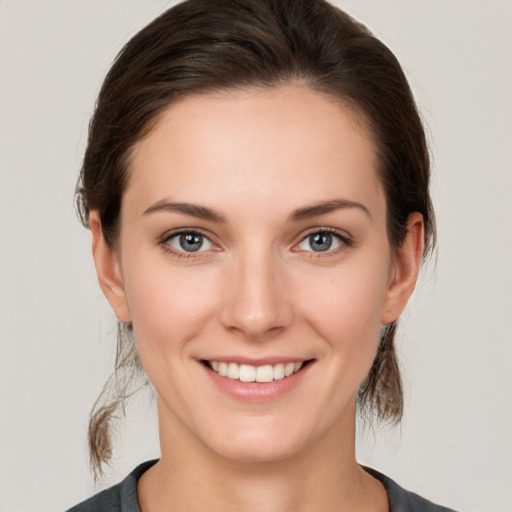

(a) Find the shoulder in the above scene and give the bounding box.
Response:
[364,467,459,512]
[65,460,158,512]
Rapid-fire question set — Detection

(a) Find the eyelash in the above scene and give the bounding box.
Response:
[159,229,218,259]
[159,227,353,259]
[294,227,353,257]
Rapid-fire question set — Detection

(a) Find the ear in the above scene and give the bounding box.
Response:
[381,212,424,325]
[89,211,131,323]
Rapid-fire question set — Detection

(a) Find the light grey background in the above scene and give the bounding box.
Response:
[1,1,511,511]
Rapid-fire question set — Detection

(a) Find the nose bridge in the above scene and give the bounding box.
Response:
[220,245,291,339]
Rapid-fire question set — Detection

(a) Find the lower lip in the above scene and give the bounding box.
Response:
[199,361,313,403]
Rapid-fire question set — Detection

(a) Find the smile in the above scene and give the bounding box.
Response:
[206,361,304,383]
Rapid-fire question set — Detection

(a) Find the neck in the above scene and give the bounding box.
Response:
[137,398,388,512]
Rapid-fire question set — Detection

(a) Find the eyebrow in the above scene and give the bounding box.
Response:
[289,199,372,221]
[143,200,226,223]
[143,198,371,223]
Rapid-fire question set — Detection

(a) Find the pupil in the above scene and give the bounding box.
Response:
[180,233,202,252]
[310,233,332,252]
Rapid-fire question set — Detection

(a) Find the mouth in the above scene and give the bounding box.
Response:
[202,360,313,383]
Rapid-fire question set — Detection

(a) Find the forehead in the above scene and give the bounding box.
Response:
[126,85,384,218]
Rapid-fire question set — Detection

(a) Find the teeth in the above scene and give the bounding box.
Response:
[218,362,228,376]
[239,364,256,382]
[208,360,304,382]
[227,362,239,379]
[284,362,294,377]
[273,363,285,380]
[256,365,273,383]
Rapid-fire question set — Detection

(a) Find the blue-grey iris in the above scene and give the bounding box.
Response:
[309,233,333,252]
[180,233,203,252]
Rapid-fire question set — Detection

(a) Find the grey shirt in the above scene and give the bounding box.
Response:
[66,460,458,512]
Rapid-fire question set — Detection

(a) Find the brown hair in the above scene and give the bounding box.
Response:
[76,0,436,477]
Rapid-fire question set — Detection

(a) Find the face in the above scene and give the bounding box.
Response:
[92,85,421,464]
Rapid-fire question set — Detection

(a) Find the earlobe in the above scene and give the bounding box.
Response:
[381,212,424,325]
[89,211,131,323]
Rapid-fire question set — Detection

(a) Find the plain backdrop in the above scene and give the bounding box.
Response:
[1,1,511,511]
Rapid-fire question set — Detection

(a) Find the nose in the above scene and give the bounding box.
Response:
[219,250,293,341]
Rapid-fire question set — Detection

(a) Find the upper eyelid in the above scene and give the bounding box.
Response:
[297,226,351,241]
[160,227,215,243]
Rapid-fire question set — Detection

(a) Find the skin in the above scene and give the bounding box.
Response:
[90,85,423,512]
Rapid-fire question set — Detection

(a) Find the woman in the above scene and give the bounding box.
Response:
[68,0,455,510]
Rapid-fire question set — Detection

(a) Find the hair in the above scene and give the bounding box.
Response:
[76,0,436,477]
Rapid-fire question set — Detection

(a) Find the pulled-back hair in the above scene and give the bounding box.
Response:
[76,0,435,477]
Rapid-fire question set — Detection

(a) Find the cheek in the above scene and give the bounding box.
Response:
[333,275,385,333]
[296,255,391,357]
[121,254,220,356]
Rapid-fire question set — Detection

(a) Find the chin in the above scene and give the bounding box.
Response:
[200,417,318,465]
[212,437,304,465]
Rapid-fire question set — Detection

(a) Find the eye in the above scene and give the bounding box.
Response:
[297,230,347,253]
[166,231,213,253]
